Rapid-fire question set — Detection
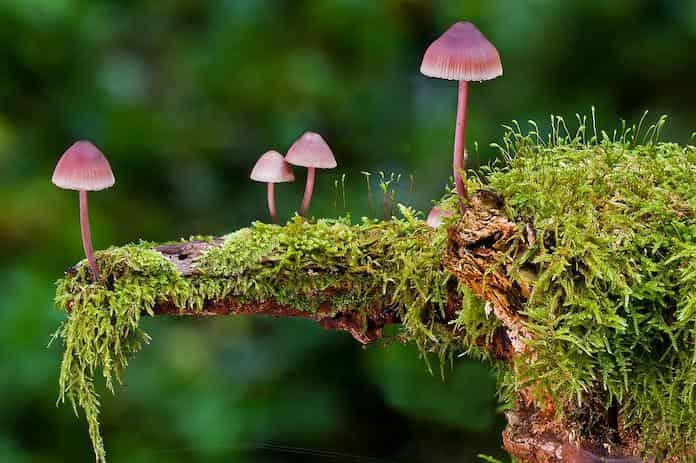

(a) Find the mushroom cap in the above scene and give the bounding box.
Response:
[285,132,337,169]
[420,22,502,81]
[250,150,295,183]
[426,206,454,228]
[52,140,115,191]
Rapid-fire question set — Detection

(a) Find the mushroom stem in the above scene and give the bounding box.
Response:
[453,80,469,209]
[79,190,100,281]
[267,182,278,224]
[299,167,316,217]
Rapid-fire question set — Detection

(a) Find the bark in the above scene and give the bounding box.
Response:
[72,189,659,463]
[153,239,400,345]
[154,295,400,345]
[148,190,523,354]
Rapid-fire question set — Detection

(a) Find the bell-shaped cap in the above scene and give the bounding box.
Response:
[285,132,337,169]
[250,150,295,183]
[420,22,502,82]
[52,141,115,191]
[426,206,454,228]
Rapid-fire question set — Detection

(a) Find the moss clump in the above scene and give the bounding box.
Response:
[54,209,492,463]
[54,116,696,462]
[484,118,696,459]
[54,243,182,462]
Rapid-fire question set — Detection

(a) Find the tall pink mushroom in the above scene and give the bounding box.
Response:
[420,22,502,208]
[250,150,295,224]
[285,132,337,217]
[52,141,115,281]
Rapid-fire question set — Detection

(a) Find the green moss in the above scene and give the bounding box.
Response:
[485,117,696,459]
[53,208,492,463]
[54,116,696,462]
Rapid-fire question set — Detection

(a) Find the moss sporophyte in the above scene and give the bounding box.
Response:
[54,118,696,462]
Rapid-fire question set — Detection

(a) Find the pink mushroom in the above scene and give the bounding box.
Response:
[250,150,295,224]
[284,132,337,217]
[421,22,502,208]
[52,141,115,281]
[426,206,454,228]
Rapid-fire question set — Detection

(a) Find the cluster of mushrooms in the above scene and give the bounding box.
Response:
[250,131,336,223]
[51,22,502,281]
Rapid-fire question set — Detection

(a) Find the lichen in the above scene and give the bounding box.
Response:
[53,208,492,463]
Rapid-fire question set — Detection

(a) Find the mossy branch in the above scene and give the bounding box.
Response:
[55,198,517,463]
[54,121,696,463]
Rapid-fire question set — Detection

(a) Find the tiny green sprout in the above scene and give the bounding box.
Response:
[361,171,375,216]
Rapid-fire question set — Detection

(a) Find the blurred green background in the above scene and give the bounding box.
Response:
[1,1,695,462]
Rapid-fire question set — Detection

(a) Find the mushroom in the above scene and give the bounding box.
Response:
[250,150,295,224]
[420,22,502,208]
[426,206,453,228]
[52,141,115,281]
[284,132,337,217]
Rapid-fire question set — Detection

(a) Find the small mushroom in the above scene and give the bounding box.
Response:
[420,22,502,208]
[52,141,115,281]
[285,132,337,217]
[426,206,453,228]
[250,150,295,224]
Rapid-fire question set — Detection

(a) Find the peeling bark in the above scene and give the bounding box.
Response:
[444,190,531,353]
[155,238,224,276]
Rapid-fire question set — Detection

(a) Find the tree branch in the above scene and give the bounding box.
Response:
[153,295,400,345]
[61,190,671,463]
[109,194,520,352]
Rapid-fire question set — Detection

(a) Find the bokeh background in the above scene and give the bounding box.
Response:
[1,1,695,462]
